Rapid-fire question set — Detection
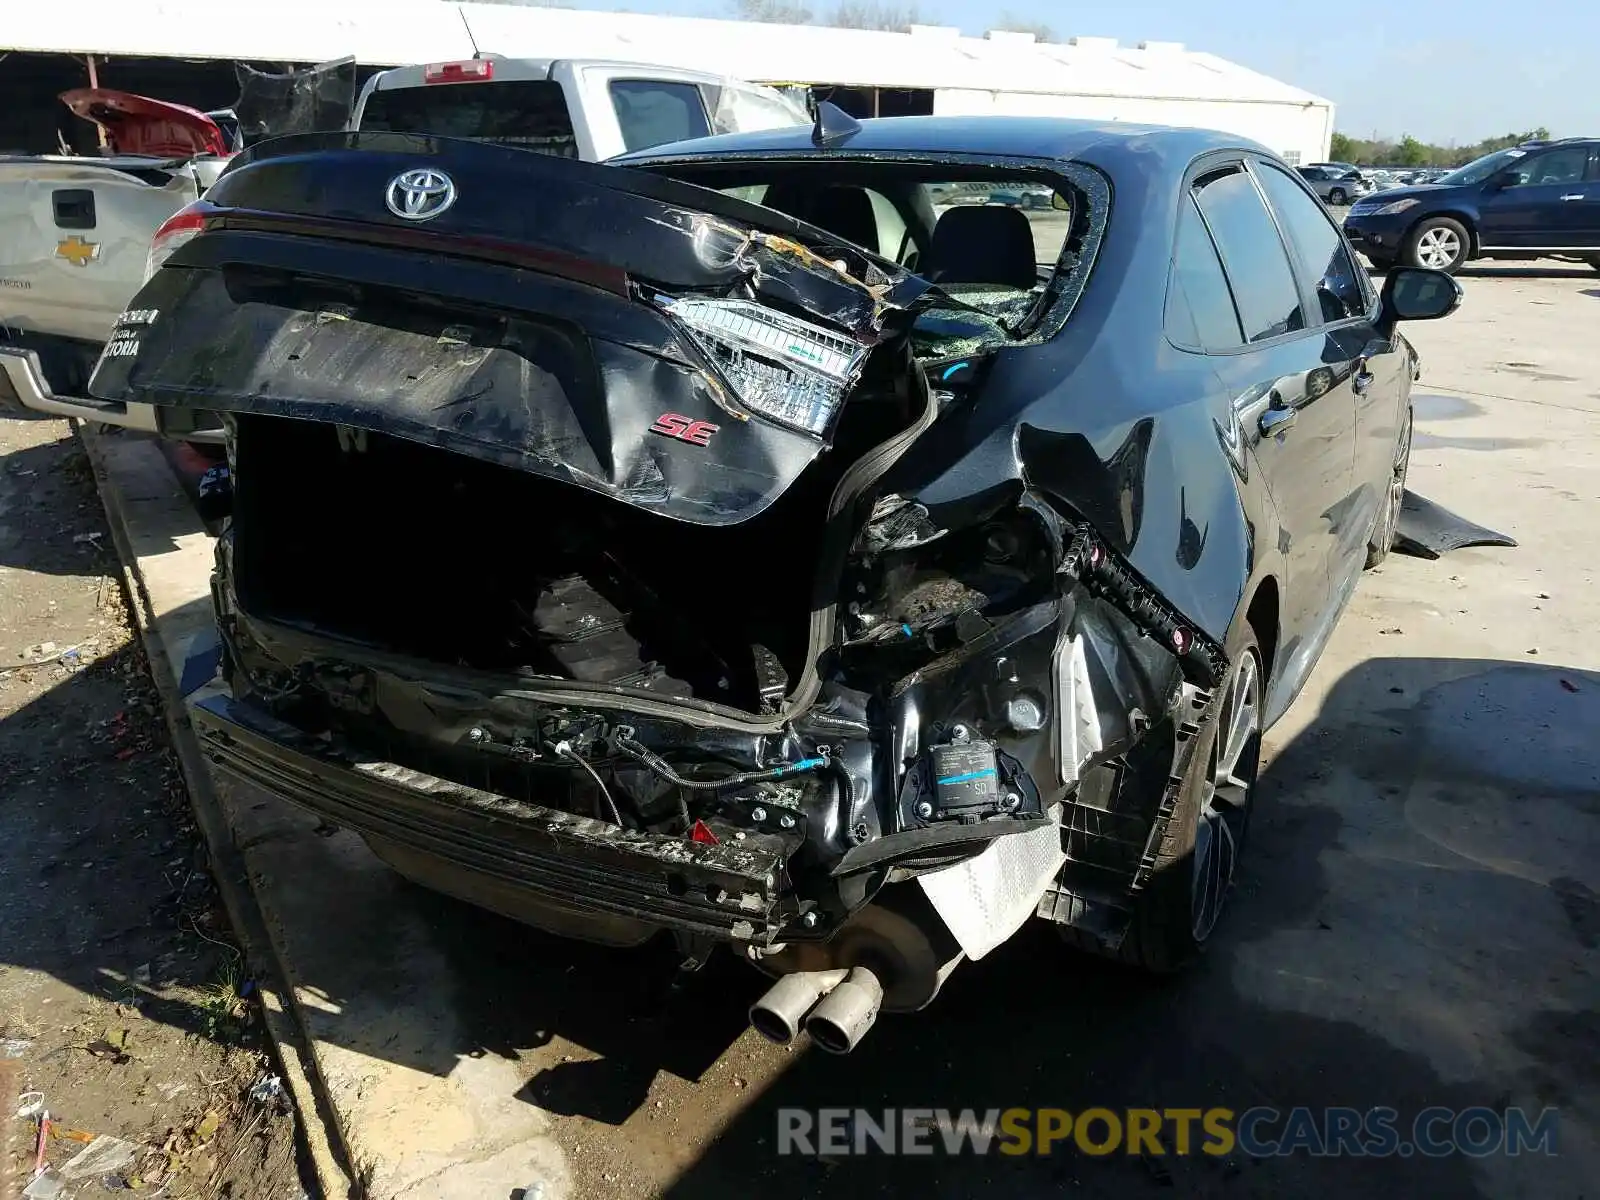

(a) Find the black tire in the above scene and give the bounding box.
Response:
[1073,626,1266,973]
[1404,216,1470,273]
[1328,187,1348,206]
[1365,404,1412,568]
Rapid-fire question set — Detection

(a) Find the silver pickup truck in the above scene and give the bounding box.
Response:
[0,56,808,435]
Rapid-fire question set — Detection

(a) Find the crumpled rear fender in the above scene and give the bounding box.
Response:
[874,390,1256,652]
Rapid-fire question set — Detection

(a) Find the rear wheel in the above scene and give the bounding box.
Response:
[1366,404,1413,568]
[1405,217,1470,272]
[1095,627,1265,973]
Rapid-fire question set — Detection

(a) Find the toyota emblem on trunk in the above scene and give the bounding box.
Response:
[385,168,456,221]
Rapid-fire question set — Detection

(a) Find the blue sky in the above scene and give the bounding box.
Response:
[583,0,1596,144]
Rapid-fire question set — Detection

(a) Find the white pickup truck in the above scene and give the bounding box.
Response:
[0,89,234,431]
[0,55,808,435]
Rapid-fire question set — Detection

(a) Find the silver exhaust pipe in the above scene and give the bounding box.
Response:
[748,968,848,1046]
[802,966,883,1055]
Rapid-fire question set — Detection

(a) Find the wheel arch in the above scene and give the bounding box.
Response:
[1244,573,1281,686]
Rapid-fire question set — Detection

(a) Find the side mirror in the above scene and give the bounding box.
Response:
[1487,169,1521,190]
[1381,267,1463,324]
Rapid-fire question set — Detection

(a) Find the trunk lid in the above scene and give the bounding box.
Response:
[60,89,228,159]
[89,132,927,525]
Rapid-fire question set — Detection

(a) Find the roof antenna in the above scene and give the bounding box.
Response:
[458,6,483,59]
[812,100,862,149]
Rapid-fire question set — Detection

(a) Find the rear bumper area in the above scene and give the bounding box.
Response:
[0,343,160,430]
[188,685,787,945]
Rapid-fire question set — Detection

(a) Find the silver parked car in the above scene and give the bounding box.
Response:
[1296,164,1374,206]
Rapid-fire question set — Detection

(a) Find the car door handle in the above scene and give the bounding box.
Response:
[1560,193,1586,201]
[1353,369,1375,396]
[1259,405,1297,436]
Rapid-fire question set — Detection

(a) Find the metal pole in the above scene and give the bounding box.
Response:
[86,54,108,148]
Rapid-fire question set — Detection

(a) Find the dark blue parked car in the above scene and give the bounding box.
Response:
[1344,138,1600,273]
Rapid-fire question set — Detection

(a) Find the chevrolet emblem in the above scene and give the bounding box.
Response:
[56,236,101,268]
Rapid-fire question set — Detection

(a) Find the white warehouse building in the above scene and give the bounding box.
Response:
[1,0,1334,163]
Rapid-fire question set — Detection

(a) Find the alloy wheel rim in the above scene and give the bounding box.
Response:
[1191,648,1262,942]
[1416,228,1461,268]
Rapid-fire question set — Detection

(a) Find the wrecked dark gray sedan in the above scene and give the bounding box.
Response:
[89,111,1460,1053]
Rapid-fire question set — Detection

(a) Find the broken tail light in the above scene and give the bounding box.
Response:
[660,297,870,438]
[423,59,495,84]
[144,201,212,283]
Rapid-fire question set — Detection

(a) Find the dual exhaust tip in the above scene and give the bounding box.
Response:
[748,966,884,1055]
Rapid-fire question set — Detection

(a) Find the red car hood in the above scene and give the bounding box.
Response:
[59,88,228,158]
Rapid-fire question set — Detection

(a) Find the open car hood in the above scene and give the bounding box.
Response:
[60,88,229,158]
[89,132,931,526]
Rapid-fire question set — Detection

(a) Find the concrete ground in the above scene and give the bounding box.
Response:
[17,264,1599,1199]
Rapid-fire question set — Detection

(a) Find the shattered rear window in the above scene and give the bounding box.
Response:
[640,155,1106,360]
[358,81,578,156]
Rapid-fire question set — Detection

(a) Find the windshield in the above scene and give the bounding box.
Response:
[1436,147,1527,186]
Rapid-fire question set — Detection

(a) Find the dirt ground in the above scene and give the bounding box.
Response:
[0,415,310,1199]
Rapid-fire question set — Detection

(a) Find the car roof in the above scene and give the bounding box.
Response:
[616,114,1275,174]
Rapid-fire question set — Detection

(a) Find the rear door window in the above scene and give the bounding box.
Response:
[1193,168,1305,343]
[608,80,711,152]
[358,80,577,155]
[1168,196,1245,351]
[1255,163,1372,323]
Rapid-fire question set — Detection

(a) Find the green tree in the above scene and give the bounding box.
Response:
[1326,127,1557,169]
[1394,135,1428,167]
